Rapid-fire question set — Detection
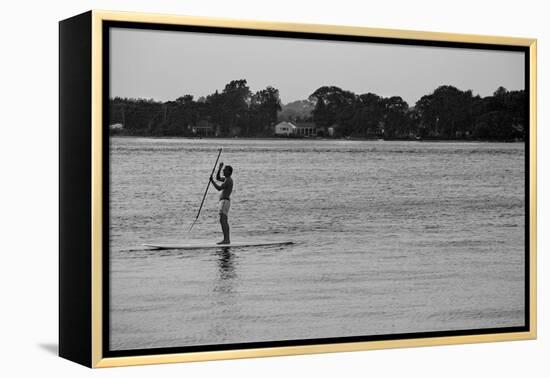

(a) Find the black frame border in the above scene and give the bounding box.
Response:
[101,20,531,358]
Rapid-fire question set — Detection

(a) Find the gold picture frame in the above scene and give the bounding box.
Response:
[59,10,537,368]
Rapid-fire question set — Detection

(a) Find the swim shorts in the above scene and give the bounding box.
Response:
[218,199,230,216]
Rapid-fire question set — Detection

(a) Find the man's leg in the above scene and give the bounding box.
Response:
[221,213,230,243]
[225,215,230,243]
[218,213,230,244]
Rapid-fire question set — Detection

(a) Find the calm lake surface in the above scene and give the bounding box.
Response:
[109,137,525,351]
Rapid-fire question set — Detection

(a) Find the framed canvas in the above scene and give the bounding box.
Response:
[59,10,537,368]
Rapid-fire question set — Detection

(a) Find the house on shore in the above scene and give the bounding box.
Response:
[274,121,297,136]
[275,121,320,137]
[295,122,317,137]
[192,119,217,137]
[327,124,339,137]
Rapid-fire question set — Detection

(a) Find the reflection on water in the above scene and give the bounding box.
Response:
[215,248,236,289]
[217,248,236,278]
[109,138,525,351]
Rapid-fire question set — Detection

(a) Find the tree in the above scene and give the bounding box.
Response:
[249,86,282,136]
[381,96,409,138]
[415,86,475,138]
[220,79,251,136]
[108,81,526,141]
[473,87,526,140]
[355,93,384,136]
[309,86,356,130]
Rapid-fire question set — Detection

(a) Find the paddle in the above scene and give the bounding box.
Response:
[187,148,223,232]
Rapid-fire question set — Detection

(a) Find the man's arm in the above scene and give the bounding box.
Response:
[210,176,223,191]
[216,162,225,182]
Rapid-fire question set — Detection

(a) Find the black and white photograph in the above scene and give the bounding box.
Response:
[106,24,528,353]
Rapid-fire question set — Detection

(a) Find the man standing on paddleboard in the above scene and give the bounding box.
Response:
[210,162,233,245]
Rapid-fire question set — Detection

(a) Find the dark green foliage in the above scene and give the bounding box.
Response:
[415,86,526,140]
[249,86,282,136]
[382,96,410,138]
[110,79,282,137]
[109,81,526,141]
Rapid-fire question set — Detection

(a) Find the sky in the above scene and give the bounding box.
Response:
[110,27,525,106]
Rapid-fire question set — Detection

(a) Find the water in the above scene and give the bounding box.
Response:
[109,137,525,351]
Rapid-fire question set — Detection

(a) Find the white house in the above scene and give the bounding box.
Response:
[274,121,297,136]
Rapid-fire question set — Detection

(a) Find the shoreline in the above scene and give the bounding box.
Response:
[109,135,524,143]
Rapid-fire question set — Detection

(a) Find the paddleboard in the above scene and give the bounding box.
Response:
[143,241,293,250]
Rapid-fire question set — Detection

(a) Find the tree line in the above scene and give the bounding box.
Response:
[308,85,526,140]
[110,79,526,141]
[110,79,281,137]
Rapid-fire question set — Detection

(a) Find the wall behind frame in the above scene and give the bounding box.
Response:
[2,0,547,377]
